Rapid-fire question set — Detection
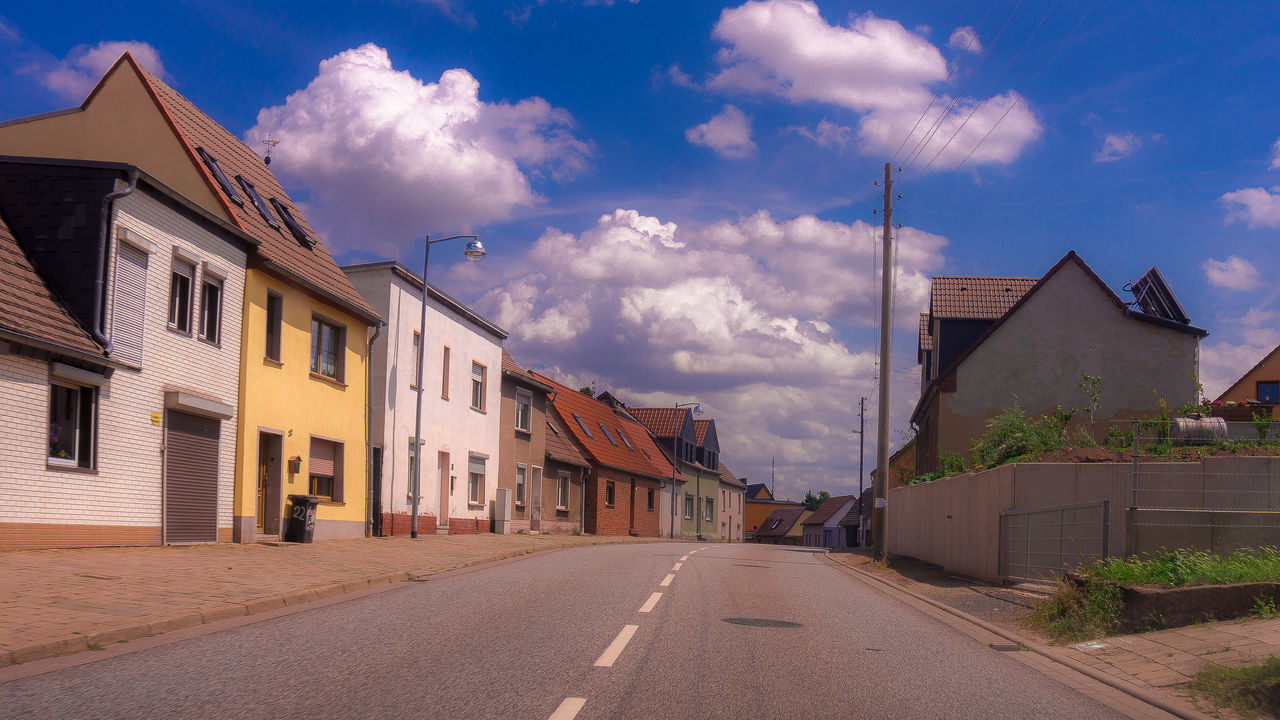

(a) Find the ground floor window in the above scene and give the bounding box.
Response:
[684,494,693,519]
[704,497,714,522]
[646,488,655,511]
[515,463,527,505]
[48,382,96,468]
[557,472,570,509]
[309,437,342,501]
[468,456,485,505]
[605,480,616,507]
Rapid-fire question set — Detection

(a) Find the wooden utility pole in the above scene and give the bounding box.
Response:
[873,162,892,561]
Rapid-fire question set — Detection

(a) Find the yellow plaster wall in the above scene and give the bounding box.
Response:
[0,62,226,215]
[234,269,370,533]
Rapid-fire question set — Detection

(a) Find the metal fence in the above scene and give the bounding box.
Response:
[999,500,1110,582]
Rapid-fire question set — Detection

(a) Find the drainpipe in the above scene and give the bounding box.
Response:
[365,321,383,537]
[93,169,140,353]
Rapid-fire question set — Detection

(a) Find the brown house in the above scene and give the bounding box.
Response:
[912,252,1206,473]
[534,374,676,537]
[498,350,586,534]
[544,412,592,532]
[1215,344,1280,420]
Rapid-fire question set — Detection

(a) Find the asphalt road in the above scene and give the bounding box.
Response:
[1,542,1127,719]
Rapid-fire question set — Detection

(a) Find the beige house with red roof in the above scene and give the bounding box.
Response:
[912,251,1206,473]
[535,377,675,537]
[0,53,384,542]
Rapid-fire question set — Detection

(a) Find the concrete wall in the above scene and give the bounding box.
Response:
[888,458,1280,583]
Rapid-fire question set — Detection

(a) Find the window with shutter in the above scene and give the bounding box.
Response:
[309,438,343,501]
[410,331,421,389]
[111,242,148,366]
[468,455,485,505]
[470,362,486,411]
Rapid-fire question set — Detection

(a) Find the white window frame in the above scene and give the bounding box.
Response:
[468,455,485,506]
[515,463,527,506]
[168,257,195,333]
[470,361,486,411]
[684,494,693,520]
[515,388,532,432]
[704,497,714,522]
[556,472,570,510]
[47,381,97,468]
[198,275,223,345]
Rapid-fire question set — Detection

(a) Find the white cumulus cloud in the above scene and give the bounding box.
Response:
[244,43,591,257]
[443,206,946,499]
[1093,133,1142,163]
[705,0,1040,170]
[948,26,982,53]
[1270,137,1280,170]
[1203,256,1262,291]
[685,105,757,158]
[1221,186,1280,229]
[40,41,166,98]
[788,119,852,148]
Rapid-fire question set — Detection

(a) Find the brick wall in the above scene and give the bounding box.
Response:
[585,468,660,537]
[446,516,490,534]
[0,522,162,550]
[379,512,438,536]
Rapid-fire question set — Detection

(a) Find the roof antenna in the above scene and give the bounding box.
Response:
[262,136,280,166]
[771,457,775,497]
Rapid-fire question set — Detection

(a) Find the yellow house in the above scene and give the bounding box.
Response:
[0,53,383,542]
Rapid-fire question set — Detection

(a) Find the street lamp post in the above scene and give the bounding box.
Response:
[669,401,703,540]
[411,234,486,539]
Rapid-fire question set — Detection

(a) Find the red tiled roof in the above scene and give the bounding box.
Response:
[801,495,855,526]
[0,210,101,357]
[694,419,711,444]
[628,406,692,438]
[500,349,552,391]
[545,413,591,469]
[717,460,745,488]
[534,372,680,481]
[929,276,1037,320]
[130,57,379,325]
[918,313,933,352]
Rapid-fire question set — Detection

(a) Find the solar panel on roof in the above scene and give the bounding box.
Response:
[1128,267,1189,324]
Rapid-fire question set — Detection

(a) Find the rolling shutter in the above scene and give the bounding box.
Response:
[111,243,148,366]
[310,439,336,477]
[164,411,220,543]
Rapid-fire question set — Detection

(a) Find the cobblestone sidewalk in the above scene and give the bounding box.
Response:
[0,533,652,666]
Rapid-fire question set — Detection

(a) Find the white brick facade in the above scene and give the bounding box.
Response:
[0,183,245,542]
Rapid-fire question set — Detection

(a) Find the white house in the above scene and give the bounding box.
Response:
[344,262,505,535]
[0,158,248,548]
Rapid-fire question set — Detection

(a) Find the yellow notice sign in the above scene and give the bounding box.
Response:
[150,412,161,426]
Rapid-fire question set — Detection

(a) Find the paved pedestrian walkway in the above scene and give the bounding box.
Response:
[0,533,652,666]
[829,551,1280,719]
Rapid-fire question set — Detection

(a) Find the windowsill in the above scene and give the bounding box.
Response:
[318,500,345,507]
[263,357,283,367]
[514,427,532,436]
[167,324,192,338]
[470,406,486,414]
[309,372,347,388]
[515,501,525,508]
[199,337,222,349]
[556,507,568,513]
[605,503,615,508]
[467,502,485,509]
[47,460,97,474]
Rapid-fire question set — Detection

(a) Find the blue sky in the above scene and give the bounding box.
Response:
[4,1,1280,502]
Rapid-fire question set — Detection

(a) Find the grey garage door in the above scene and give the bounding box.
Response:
[164,410,220,543]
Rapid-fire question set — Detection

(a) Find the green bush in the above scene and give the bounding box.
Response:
[1082,547,1280,587]
[1188,655,1280,719]
[1025,578,1124,642]
[969,404,1071,469]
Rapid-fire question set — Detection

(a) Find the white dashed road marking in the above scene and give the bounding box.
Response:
[595,625,639,667]
[639,592,663,613]
[672,562,683,571]
[660,573,674,587]
[548,698,586,720]
[680,555,689,561]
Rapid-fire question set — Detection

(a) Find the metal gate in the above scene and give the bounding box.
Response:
[999,500,1109,582]
[164,410,220,544]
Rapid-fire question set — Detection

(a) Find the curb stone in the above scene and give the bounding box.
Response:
[2,535,663,667]
[823,552,1211,720]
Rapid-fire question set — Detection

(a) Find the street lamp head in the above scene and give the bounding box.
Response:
[691,404,704,416]
[463,239,486,262]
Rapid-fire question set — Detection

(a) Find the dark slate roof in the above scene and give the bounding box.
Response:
[755,507,806,538]
[801,495,855,526]
[745,483,773,500]
[0,209,101,357]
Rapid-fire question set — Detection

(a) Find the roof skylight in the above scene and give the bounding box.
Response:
[616,428,634,451]
[236,175,279,229]
[269,198,314,247]
[572,413,593,438]
[195,147,243,206]
[598,423,617,447]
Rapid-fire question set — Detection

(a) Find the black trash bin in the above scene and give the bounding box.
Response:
[284,494,321,543]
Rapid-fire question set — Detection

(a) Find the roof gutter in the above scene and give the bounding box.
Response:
[0,327,114,371]
[93,168,140,354]
[260,258,383,326]
[365,320,383,538]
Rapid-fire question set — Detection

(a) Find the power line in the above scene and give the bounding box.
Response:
[890,0,1001,163]
[899,0,1027,176]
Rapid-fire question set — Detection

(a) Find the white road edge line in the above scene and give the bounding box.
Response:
[595,625,639,667]
[680,555,689,561]
[639,592,663,613]
[660,573,674,587]
[672,562,683,571]
[548,697,586,720]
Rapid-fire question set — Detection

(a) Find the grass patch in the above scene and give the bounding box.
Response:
[1186,655,1280,719]
[1082,547,1280,587]
[1025,578,1123,642]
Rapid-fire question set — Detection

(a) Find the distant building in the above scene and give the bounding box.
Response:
[744,483,801,540]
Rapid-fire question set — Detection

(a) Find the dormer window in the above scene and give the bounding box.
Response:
[269,198,314,247]
[236,175,279,229]
[196,147,243,206]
